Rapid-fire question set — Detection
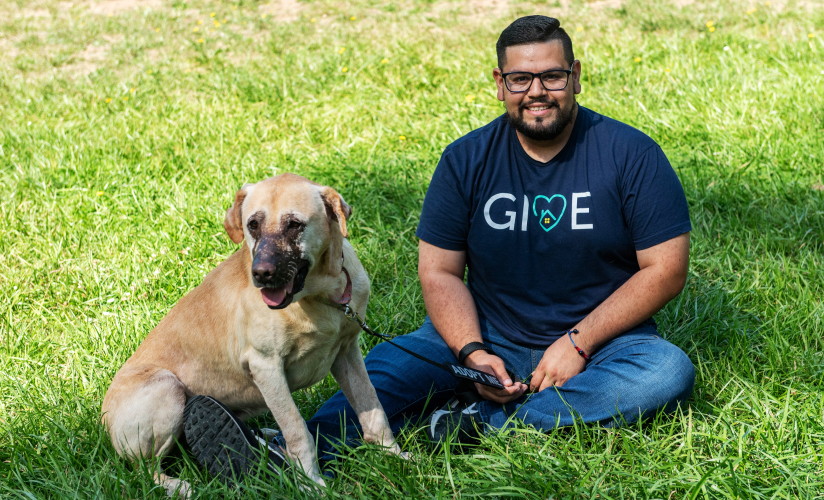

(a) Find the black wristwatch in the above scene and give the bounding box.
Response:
[457,341,495,365]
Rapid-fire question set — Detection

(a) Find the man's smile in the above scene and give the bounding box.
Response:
[522,101,557,117]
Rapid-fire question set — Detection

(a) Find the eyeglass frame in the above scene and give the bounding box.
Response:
[500,64,575,93]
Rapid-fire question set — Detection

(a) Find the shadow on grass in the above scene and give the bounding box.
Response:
[661,178,823,414]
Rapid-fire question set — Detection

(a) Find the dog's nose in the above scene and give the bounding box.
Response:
[252,262,277,286]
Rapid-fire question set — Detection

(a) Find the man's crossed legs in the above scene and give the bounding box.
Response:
[307,317,695,462]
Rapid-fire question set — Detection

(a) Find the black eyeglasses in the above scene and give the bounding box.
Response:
[501,65,574,93]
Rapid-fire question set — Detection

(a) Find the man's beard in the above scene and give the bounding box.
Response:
[508,98,576,141]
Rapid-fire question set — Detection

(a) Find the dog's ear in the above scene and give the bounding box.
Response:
[320,187,350,276]
[224,183,253,243]
[320,187,350,238]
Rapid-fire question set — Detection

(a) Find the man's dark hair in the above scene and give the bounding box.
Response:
[496,15,574,69]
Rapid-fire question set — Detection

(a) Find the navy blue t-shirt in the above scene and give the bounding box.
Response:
[416,106,691,348]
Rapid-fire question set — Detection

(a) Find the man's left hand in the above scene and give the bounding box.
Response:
[529,335,587,392]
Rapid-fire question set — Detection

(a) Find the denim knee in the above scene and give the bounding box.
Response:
[659,343,695,408]
[637,340,695,414]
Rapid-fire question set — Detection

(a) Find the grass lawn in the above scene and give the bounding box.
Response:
[1,0,822,498]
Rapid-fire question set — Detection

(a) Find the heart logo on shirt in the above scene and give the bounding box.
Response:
[532,194,567,232]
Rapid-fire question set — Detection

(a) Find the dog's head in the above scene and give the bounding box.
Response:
[223,173,351,309]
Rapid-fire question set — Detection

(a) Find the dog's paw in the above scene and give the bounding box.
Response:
[383,443,409,460]
[154,473,191,499]
[301,473,326,493]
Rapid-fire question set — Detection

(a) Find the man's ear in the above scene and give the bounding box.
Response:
[493,68,505,101]
[320,186,350,238]
[224,183,254,243]
[572,59,582,95]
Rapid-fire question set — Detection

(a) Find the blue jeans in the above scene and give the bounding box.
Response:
[307,317,694,462]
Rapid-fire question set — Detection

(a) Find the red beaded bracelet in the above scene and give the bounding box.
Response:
[565,329,591,361]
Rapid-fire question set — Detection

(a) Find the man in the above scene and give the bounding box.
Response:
[298,13,694,457]
[185,14,695,475]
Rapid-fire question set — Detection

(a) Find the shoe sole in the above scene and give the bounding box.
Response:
[427,397,482,445]
[183,395,281,483]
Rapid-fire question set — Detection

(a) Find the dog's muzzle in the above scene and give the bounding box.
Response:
[251,238,309,309]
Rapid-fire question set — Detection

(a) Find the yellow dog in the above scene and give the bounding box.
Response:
[102,173,401,495]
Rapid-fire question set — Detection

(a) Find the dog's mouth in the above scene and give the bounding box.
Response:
[259,262,309,309]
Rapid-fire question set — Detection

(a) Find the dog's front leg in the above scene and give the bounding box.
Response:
[331,340,402,455]
[246,352,326,486]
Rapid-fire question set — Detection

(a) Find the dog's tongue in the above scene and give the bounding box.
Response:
[260,287,287,307]
[260,278,295,308]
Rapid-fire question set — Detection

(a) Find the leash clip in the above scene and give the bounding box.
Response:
[341,303,357,320]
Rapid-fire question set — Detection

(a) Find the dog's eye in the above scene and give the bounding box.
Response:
[247,220,259,232]
[287,220,305,231]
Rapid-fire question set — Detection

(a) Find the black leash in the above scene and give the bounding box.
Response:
[333,303,504,390]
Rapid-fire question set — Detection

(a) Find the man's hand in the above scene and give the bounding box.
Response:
[464,351,528,403]
[527,233,690,392]
[528,335,586,392]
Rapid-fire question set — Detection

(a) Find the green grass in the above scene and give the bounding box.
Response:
[1,0,822,498]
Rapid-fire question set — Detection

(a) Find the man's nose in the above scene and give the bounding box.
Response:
[526,75,547,97]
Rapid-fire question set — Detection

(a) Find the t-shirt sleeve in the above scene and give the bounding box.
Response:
[622,145,692,250]
[416,150,471,251]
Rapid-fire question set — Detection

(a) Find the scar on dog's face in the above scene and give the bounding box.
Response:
[223,174,351,290]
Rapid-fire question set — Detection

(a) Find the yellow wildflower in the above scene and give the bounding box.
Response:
[464,94,476,103]
[633,57,642,63]
[197,38,205,43]
[338,47,346,54]
[398,135,406,141]
[105,98,112,103]
[350,16,357,21]
[210,12,216,17]
[341,66,348,72]
[380,58,389,64]
[96,191,104,196]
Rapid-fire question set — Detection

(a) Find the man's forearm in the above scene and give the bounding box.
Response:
[421,271,483,355]
[420,257,528,400]
[572,233,689,355]
[573,267,682,354]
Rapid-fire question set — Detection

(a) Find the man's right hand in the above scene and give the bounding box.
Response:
[464,351,528,403]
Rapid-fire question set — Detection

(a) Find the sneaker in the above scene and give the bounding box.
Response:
[427,396,483,445]
[257,427,286,448]
[183,395,287,483]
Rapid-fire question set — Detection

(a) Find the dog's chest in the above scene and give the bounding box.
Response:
[279,317,360,390]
